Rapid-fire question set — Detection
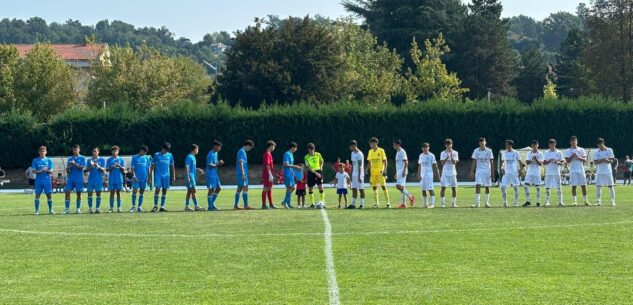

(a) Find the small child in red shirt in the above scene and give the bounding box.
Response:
[295,166,307,208]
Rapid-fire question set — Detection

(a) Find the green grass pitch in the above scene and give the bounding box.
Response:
[0,186,632,305]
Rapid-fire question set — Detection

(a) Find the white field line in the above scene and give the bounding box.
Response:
[0,220,631,239]
[320,208,340,305]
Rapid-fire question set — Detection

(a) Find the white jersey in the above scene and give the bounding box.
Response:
[395,148,408,176]
[418,152,437,179]
[440,150,459,176]
[471,147,494,175]
[595,148,615,175]
[335,172,349,189]
[351,150,365,176]
[544,150,564,176]
[502,150,521,175]
[565,147,586,174]
[525,151,544,177]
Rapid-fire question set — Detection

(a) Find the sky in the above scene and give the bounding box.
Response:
[4,0,589,42]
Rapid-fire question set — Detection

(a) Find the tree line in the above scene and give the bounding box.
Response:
[1,0,633,122]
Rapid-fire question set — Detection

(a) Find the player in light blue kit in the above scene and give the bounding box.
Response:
[85,147,106,214]
[206,140,224,211]
[282,142,301,208]
[64,144,86,214]
[106,146,126,213]
[32,146,55,215]
[151,142,176,212]
[234,140,254,210]
[185,144,203,211]
[130,145,151,213]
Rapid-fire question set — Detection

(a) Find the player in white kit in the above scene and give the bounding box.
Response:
[594,138,616,206]
[543,139,565,207]
[440,139,459,208]
[500,140,521,207]
[564,136,591,206]
[393,140,414,208]
[522,140,544,207]
[417,143,440,208]
[469,137,495,208]
[347,140,366,209]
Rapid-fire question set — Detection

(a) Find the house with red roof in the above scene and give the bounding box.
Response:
[14,43,110,69]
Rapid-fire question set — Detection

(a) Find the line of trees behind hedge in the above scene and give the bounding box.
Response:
[1,98,631,169]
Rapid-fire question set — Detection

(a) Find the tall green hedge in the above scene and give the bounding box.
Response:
[2,98,632,170]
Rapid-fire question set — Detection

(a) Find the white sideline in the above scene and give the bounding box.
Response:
[320,208,340,305]
[0,220,632,239]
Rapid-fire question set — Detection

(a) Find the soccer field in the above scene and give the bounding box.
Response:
[0,187,632,305]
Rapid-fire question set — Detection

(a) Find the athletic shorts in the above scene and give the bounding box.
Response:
[419,178,434,191]
[523,175,541,186]
[206,175,221,189]
[396,174,407,186]
[440,175,457,188]
[336,188,348,195]
[284,173,295,188]
[475,173,492,187]
[545,175,561,189]
[236,174,248,188]
[65,179,84,193]
[501,174,521,187]
[132,179,147,191]
[351,174,365,190]
[154,175,170,190]
[87,182,104,193]
[595,174,614,187]
[186,174,197,189]
[307,171,323,187]
[109,183,123,191]
[370,173,386,187]
[35,180,52,195]
[296,189,306,196]
[569,172,587,186]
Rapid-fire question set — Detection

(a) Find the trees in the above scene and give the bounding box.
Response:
[404,34,468,101]
[556,28,591,98]
[515,46,547,103]
[584,0,633,102]
[0,46,18,112]
[11,44,77,121]
[343,0,466,65]
[220,17,344,106]
[541,12,584,52]
[88,45,212,109]
[450,0,517,100]
[333,20,404,104]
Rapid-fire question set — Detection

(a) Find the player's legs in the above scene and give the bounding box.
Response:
[37,180,55,215]
[317,181,325,206]
[440,186,446,207]
[74,184,83,213]
[380,183,391,207]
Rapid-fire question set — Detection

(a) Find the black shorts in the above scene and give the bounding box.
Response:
[296,189,306,196]
[307,171,323,187]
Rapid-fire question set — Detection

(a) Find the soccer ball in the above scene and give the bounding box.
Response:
[316,202,324,209]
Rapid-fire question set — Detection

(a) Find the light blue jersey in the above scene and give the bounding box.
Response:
[153,152,174,179]
[131,154,151,182]
[87,157,106,185]
[186,154,197,177]
[236,148,248,176]
[66,155,86,182]
[106,156,126,185]
[283,151,294,176]
[32,157,54,183]
[206,151,219,176]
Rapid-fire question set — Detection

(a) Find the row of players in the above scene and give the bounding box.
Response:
[28,136,617,215]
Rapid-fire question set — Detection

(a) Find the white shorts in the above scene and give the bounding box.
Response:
[440,175,457,188]
[351,174,365,190]
[501,174,521,187]
[396,176,407,186]
[569,172,587,186]
[523,175,542,186]
[475,173,492,187]
[545,175,561,189]
[595,174,614,187]
[419,178,434,191]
